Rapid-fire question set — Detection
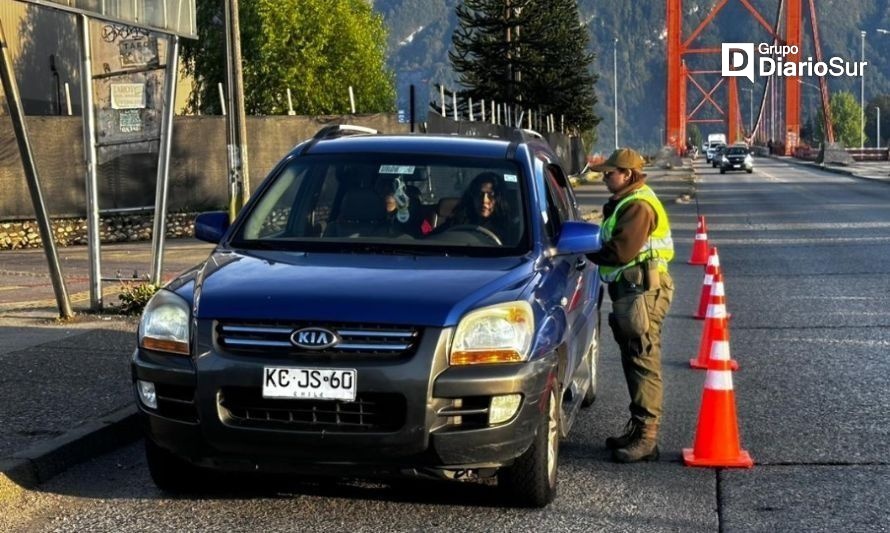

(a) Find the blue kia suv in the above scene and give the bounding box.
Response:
[132,125,604,507]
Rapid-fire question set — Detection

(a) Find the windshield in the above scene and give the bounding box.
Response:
[727,147,748,155]
[231,154,529,256]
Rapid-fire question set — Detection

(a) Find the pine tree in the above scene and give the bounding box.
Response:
[449,0,599,132]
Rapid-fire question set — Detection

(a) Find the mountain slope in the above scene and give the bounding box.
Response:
[374,0,890,153]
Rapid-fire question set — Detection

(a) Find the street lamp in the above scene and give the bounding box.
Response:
[860,30,866,149]
[613,37,618,149]
[878,30,888,149]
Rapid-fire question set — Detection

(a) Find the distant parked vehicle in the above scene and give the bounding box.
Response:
[707,143,726,164]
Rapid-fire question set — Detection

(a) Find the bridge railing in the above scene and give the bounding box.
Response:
[792,146,889,162]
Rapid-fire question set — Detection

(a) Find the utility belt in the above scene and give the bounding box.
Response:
[607,260,665,338]
[613,259,664,293]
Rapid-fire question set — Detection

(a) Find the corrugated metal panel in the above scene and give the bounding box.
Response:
[0,0,31,59]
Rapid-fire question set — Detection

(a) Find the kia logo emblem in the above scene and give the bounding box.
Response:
[290,327,338,350]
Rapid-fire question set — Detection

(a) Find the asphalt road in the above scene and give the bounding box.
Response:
[5,158,890,531]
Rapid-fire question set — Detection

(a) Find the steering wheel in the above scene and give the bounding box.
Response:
[445,224,503,245]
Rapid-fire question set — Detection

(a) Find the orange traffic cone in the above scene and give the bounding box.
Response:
[682,331,753,468]
[690,272,738,370]
[688,215,709,265]
[695,247,720,319]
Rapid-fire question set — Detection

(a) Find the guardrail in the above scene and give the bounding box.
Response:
[792,146,889,162]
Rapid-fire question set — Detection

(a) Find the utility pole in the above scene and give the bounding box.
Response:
[225,0,250,220]
[860,30,866,149]
[613,37,618,149]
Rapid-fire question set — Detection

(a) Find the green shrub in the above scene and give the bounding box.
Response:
[118,282,159,315]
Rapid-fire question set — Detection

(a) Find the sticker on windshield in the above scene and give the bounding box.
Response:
[379,165,415,174]
[504,174,518,183]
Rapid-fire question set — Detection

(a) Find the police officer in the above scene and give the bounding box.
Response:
[586,148,675,463]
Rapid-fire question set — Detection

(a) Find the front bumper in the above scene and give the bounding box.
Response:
[132,321,557,474]
[721,160,753,170]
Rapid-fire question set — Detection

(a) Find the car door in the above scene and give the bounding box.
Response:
[539,160,594,377]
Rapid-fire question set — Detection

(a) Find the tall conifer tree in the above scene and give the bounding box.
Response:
[450,0,599,132]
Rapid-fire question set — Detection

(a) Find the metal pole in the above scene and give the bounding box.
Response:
[877,106,881,150]
[0,16,73,318]
[223,2,237,222]
[149,36,179,286]
[409,84,415,133]
[64,82,72,115]
[452,91,458,120]
[78,14,102,311]
[226,0,250,211]
[217,82,226,115]
[286,88,295,115]
[860,30,866,149]
[613,37,618,149]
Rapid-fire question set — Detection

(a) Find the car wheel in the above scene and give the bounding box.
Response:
[746,169,753,174]
[145,438,205,493]
[581,326,600,408]
[498,388,559,507]
[720,168,726,174]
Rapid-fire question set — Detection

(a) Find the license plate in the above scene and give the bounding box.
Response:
[263,367,357,401]
[733,164,741,168]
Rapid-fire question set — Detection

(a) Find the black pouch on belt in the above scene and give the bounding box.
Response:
[610,268,650,338]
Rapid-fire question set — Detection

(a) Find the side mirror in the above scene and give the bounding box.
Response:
[556,221,602,255]
[194,211,230,244]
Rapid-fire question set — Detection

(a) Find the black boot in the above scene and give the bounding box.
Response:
[612,423,659,463]
[605,419,642,450]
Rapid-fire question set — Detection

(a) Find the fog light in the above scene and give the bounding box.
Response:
[489,394,522,425]
[137,380,157,409]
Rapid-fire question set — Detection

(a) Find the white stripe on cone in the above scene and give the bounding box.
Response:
[707,255,720,267]
[710,340,731,361]
[695,233,708,240]
[704,369,734,390]
[706,304,727,319]
[711,282,725,296]
[703,274,713,285]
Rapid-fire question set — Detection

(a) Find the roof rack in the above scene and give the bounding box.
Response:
[519,128,544,140]
[312,124,379,140]
[300,124,379,155]
[506,128,546,159]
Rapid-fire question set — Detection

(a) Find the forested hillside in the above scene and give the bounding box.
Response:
[373,0,890,154]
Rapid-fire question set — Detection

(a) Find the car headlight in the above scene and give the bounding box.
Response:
[450,301,534,365]
[139,289,190,355]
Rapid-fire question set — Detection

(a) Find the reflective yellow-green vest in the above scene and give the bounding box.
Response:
[599,184,674,283]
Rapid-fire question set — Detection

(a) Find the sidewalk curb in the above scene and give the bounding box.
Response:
[1,405,140,491]
[771,155,888,182]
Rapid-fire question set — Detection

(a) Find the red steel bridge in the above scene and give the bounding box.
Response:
[665,0,842,155]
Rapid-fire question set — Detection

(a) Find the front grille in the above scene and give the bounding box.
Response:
[155,383,198,423]
[216,321,421,360]
[219,387,406,432]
